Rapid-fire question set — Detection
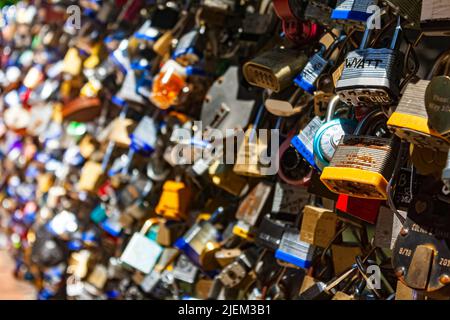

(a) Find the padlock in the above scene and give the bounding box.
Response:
[256,213,295,251]
[271,182,310,216]
[200,66,255,139]
[272,0,323,46]
[174,207,224,271]
[331,0,377,23]
[336,15,404,108]
[331,244,362,275]
[172,254,199,284]
[382,0,422,29]
[233,104,267,177]
[208,160,249,197]
[217,248,258,289]
[321,110,398,200]
[155,180,191,221]
[294,31,346,94]
[291,116,323,170]
[243,47,308,93]
[86,264,108,290]
[120,115,158,175]
[300,205,338,248]
[313,95,357,171]
[62,47,84,77]
[420,0,450,36]
[336,194,381,224]
[392,182,450,298]
[150,59,187,110]
[275,228,316,269]
[425,73,450,139]
[156,220,186,247]
[387,79,450,152]
[77,161,104,193]
[235,181,273,228]
[120,218,163,274]
[374,206,407,250]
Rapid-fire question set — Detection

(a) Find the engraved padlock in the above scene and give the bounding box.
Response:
[321,109,398,200]
[336,14,404,107]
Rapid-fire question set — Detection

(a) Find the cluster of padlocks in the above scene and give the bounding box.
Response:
[0,0,450,300]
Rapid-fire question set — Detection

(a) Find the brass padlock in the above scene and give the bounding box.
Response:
[300,205,338,248]
[77,161,104,193]
[209,160,249,197]
[331,244,362,275]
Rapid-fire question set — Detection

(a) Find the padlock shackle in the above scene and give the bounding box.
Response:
[360,9,387,50]
[325,95,341,123]
[390,16,402,51]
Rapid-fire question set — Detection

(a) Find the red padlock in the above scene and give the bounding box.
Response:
[273,0,323,46]
[336,194,381,224]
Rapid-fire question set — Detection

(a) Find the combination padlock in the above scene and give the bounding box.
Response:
[321,109,398,200]
[336,15,404,107]
[313,95,357,171]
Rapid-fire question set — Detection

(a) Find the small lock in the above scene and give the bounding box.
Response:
[156,220,186,247]
[275,228,316,269]
[86,264,108,290]
[120,218,163,274]
[335,194,381,224]
[243,47,308,92]
[271,182,310,215]
[291,116,323,170]
[313,95,357,171]
[173,27,206,66]
[209,160,249,197]
[336,15,404,108]
[77,161,104,193]
[155,180,191,221]
[294,31,346,94]
[321,110,398,200]
[255,214,291,251]
[331,244,362,275]
[300,205,338,248]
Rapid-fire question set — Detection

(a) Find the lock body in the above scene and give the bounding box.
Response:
[388,80,450,152]
[155,181,191,220]
[321,135,399,200]
[337,48,403,107]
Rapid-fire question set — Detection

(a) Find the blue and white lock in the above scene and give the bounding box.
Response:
[331,0,377,22]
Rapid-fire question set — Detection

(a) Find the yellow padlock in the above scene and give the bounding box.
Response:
[155,180,191,221]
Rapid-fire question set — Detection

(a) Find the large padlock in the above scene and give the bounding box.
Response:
[321,109,398,200]
[120,218,163,274]
[336,15,404,107]
[387,79,450,152]
[313,95,357,171]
